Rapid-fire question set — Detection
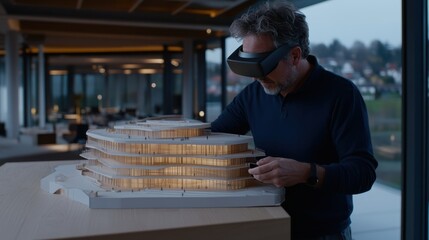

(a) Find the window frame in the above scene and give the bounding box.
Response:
[402,0,429,239]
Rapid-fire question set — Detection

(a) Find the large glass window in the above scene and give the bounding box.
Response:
[44,52,181,127]
[205,39,254,123]
[303,1,402,187]
[206,47,222,122]
[301,0,401,239]
[0,58,6,123]
[225,38,253,105]
[211,0,400,239]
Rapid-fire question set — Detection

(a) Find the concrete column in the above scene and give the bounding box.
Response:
[144,74,152,116]
[38,44,46,128]
[182,39,193,119]
[5,30,20,139]
[112,73,120,108]
[137,74,145,117]
[162,45,173,114]
[103,71,109,108]
[66,65,75,113]
[195,42,207,122]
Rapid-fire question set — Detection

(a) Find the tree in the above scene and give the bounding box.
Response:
[349,40,368,75]
[311,43,330,58]
[368,40,389,74]
[328,39,349,62]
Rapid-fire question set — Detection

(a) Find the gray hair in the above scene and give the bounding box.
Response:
[229,1,310,58]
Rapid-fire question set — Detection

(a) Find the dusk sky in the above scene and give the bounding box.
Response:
[210,0,402,63]
[301,0,401,48]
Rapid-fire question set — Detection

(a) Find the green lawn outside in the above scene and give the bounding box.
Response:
[365,96,402,189]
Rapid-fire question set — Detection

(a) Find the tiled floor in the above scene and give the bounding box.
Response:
[351,182,401,240]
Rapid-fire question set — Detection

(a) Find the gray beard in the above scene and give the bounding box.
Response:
[262,85,281,95]
[262,81,292,95]
[258,76,294,96]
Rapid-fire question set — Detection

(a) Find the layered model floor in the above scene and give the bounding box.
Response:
[41,117,285,208]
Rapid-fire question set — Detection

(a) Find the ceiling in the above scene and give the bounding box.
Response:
[0,0,326,54]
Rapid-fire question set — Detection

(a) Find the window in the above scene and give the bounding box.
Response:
[301,1,402,239]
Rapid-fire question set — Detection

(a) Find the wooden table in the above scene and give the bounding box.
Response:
[19,128,56,145]
[0,161,290,240]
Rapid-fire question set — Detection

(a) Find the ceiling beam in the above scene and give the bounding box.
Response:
[19,21,218,39]
[8,14,230,32]
[215,0,247,18]
[172,1,193,16]
[1,1,235,31]
[128,0,144,13]
[76,0,83,9]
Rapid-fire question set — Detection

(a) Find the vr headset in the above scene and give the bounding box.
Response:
[227,44,292,78]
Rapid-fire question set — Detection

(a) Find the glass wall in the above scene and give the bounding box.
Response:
[205,0,402,239]
[209,0,402,194]
[44,52,182,128]
[0,58,6,123]
[301,0,402,189]
[301,1,401,239]
[224,38,253,105]
[208,0,402,193]
[206,47,222,122]
[205,39,253,123]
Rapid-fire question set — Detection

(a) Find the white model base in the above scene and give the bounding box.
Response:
[41,163,285,209]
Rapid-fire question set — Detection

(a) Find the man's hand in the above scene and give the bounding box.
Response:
[248,157,313,187]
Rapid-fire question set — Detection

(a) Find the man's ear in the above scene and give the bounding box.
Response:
[290,46,302,65]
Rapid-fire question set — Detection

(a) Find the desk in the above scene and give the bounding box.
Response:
[0,161,290,240]
[19,128,56,145]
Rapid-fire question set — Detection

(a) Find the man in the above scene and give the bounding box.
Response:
[211,1,378,239]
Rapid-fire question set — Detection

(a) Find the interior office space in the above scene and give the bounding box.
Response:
[0,0,426,239]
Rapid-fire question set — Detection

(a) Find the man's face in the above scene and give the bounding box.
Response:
[242,35,296,96]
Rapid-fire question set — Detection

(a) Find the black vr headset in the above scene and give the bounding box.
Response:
[227,44,293,78]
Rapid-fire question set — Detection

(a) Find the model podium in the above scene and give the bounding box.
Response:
[41,117,284,208]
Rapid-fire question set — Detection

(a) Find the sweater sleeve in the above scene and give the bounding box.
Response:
[322,83,378,194]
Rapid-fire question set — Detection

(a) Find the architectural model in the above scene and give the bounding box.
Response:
[41,116,284,208]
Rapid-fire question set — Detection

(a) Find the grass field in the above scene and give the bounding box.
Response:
[365,96,401,189]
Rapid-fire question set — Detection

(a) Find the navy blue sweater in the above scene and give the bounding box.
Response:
[211,55,378,238]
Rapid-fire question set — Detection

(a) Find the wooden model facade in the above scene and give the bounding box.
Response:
[41,117,284,208]
[80,118,265,191]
